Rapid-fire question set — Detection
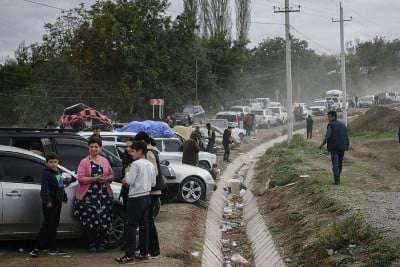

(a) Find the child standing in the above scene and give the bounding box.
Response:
[30,153,68,257]
[115,141,156,264]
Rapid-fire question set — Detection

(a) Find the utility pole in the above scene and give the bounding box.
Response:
[195,59,199,104]
[332,2,352,126]
[274,1,300,142]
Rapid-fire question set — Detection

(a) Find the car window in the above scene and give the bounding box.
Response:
[55,139,88,172]
[0,156,44,184]
[0,137,10,145]
[164,139,181,152]
[154,140,163,151]
[102,136,116,142]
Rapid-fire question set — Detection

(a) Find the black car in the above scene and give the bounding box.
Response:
[174,105,206,125]
[0,128,123,180]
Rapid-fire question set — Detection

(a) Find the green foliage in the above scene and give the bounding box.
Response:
[319,213,400,266]
[319,214,378,250]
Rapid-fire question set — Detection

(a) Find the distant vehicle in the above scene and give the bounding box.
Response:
[206,119,246,141]
[79,132,217,170]
[309,100,327,116]
[326,90,344,111]
[268,101,281,108]
[215,112,242,128]
[255,98,271,109]
[229,106,252,115]
[174,105,206,125]
[376,92,400,105]
[294,103,312,119]
[251,109,278,127]
[358,95,375,108]
[0,145,126,247]
[103,142,216,204]
[268,106,288,124]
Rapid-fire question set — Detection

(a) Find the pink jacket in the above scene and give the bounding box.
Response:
[75,156,114,201]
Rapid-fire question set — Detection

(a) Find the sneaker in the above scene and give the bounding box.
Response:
[114,255,134,264]
[29,249,39,258]
[135,255,149,261]
[150,254,160,259]
[48,249,67,256]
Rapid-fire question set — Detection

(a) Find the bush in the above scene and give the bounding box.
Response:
[319,213,378,250]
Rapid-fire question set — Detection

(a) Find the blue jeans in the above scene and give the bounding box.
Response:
[330,151,345,184]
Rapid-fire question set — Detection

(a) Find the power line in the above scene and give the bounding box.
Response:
[20,0,64,11]
[290,25,335,54]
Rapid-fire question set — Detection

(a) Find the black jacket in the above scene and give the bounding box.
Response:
[40,167,67,204]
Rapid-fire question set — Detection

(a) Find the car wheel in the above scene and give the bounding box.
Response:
[108,206,126,248]
[179,177,205,203]
[198,160,211,170]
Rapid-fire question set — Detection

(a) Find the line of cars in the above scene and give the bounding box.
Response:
[0,128,216,246]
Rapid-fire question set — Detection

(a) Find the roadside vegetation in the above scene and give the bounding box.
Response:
[254,134,400,266]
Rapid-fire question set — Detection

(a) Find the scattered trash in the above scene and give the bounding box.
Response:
[240,189,246,197]
[231,241,237,247]
[285,258,292,263]
[63,255,72,258]
[231,253,249,267]
[349,244,356,248]
[288,211,305,221]
[18,248,24,253]
[283,181,299,187]
[299,174,310,179]
[191,251,200,257]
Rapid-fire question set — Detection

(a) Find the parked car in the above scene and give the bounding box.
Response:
[103,142,216,203]
[215,112,242,128]
[267,101,282,108]
[174,105,206,125]
[268,106,288,124]
[229,105,252,115]
[79,132,217,170]
[251,109,278,127]
[358,95,375,108]
[309,100,327,116]
[205,119,245,142]
[0,128,123,180]
[0,145,126,247]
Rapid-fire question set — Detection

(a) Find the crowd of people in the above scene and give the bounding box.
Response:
[29,131,164,264]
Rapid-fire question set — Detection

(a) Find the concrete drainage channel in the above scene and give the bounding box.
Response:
[202,132,304,267]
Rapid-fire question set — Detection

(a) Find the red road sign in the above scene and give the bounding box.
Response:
[149,99,164,106]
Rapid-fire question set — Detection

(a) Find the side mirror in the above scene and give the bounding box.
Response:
[160,160,170,166]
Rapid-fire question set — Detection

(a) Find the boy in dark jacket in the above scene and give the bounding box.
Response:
[30,153,68,257]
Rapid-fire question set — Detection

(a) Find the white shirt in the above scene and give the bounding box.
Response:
[126,158,156,198]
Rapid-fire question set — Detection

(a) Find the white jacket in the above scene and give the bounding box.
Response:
[126,158,156,198]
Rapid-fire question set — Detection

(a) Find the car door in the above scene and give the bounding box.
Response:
[0,153,43,236]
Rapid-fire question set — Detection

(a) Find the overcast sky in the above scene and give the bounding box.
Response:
[1,0,400,61]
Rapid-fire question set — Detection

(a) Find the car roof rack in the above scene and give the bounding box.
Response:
[0,128,78,134]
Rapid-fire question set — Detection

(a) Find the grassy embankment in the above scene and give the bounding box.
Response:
[254,134,400,266]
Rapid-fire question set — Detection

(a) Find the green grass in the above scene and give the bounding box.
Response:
[256,134,400,266]
[350,129,398,142]
[319,214,400,266]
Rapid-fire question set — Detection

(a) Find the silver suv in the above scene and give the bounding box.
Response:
[0,145,125,247]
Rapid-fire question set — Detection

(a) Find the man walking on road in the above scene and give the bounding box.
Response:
[223,127,232,162]
[320,111,350,185]
[306,115,314,139]
[206,123,216,153]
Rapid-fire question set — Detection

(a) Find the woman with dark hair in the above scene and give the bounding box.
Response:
[134,131,162,258]
[74,137,114,252]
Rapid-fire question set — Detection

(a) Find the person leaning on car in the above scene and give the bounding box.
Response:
[30,153,68,258]
[182,133,200,166]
